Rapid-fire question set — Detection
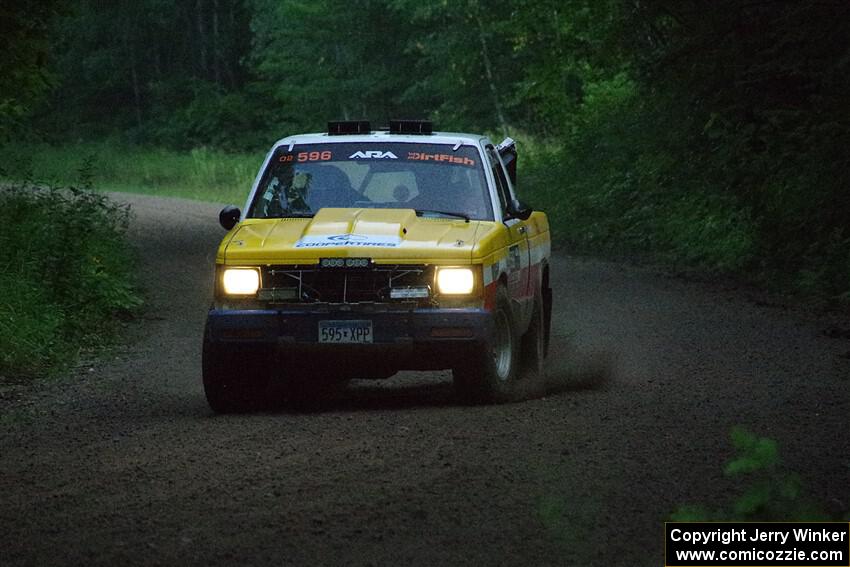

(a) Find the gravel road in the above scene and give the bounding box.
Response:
[1,193,848,566]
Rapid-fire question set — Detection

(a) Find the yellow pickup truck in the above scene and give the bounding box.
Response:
[203,120,551,412]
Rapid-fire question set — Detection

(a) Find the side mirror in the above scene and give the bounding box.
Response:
[219,205,241,231]
[507,199,532,221]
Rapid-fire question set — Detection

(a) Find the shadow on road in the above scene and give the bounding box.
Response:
[251,340,616,415]
[267,379,458,414]
[545,346,615,394]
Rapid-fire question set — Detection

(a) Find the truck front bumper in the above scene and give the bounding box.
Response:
[204,305,493,371]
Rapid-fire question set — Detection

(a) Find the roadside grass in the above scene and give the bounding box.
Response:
[0,142,260,205]
[0,181,141,381]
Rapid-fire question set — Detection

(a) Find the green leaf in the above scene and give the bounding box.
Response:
[725,427,779,475]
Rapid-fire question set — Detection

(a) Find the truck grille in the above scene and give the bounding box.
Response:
[261,264,433,304]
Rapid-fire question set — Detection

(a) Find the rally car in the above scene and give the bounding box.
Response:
[203,120,552,412]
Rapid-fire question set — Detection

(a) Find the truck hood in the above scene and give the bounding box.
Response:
[222,208,488,264]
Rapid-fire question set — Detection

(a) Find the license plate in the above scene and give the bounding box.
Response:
[318,320,373,344]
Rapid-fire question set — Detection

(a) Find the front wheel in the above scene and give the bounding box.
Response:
[202,329,272,413]
[452,286,519,403]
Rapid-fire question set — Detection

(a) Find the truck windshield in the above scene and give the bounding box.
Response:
[248,142,493,221]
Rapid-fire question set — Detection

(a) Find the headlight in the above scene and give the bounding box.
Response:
[437,268,474,295]
[222,268,260,295]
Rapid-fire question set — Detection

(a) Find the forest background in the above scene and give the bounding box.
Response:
[2,0,849,300]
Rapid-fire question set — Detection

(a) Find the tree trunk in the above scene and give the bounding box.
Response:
[126,36,143,130]
[474,10,509,136]
[225,0,237,87]
[212,0,222,86]
[334,43,350,119]
[196,0,208,78]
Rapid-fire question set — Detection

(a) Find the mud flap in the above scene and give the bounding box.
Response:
[542,286,553,357]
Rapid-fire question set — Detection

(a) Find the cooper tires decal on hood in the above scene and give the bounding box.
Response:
[294,234,402,248]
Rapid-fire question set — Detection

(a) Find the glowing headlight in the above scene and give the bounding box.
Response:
[437,268,474,295]
[222,268,260,295]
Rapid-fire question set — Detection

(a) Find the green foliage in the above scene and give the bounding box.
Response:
[5,0,849,298]
[614,1,850,296]
[671,427,831,522]
[516,1,849,296]
[725,426,779,475]
[0,271,64,376]
[520,84,757,273]
[35,0,255,147]
[0,182,141,380]
[0,143,258,204]
[249,0,423,131]
[0,0,65,139]
[147,82,264,151]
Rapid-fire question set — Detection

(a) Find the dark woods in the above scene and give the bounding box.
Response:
[2,0,849,297]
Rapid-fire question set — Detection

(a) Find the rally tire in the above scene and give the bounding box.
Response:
[453,285,519,404]
[542,284,553,358]
[202,328,272,414]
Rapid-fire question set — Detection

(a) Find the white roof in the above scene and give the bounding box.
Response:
[273,131,487,147]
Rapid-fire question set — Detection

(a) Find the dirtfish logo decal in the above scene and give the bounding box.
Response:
[295,233,401,248]
[349,151,398,160]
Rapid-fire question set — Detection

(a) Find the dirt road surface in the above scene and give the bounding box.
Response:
[2,194,848,566]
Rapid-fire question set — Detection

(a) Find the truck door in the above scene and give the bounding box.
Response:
[486,146,531,319]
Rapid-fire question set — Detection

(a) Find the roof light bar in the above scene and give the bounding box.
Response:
[388,119,433,135]
[327,120,371,136]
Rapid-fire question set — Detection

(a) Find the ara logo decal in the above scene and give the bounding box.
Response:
[295,233,402,248]
[349,151,398,160]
